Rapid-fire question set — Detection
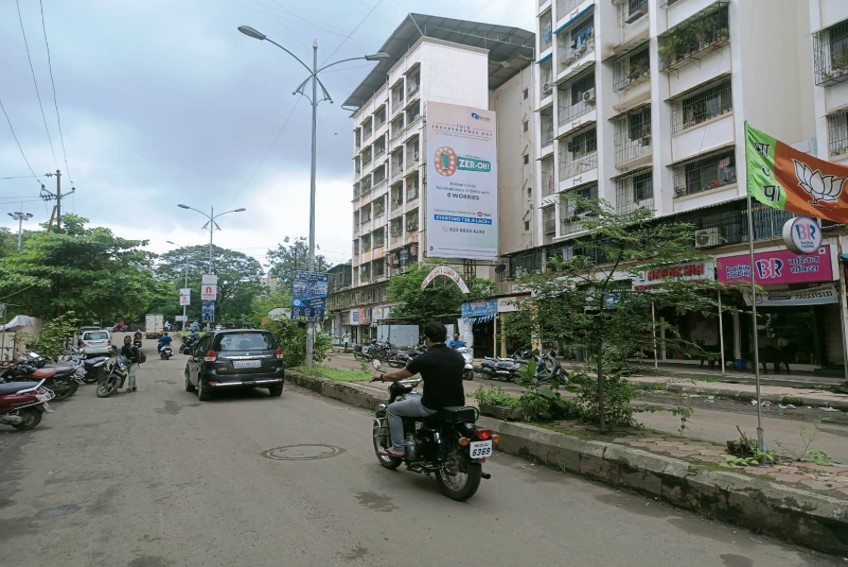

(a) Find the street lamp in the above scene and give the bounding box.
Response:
[166,240,191,330]
[7,210,33,251]
[238,24,389,367]
[176,204,246,273]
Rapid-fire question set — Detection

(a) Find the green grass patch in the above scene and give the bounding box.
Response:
[295,365,371,382]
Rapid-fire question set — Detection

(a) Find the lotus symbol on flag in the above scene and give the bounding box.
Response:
[794,160,846,204]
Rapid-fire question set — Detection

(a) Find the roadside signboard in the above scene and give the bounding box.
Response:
[179,288,191,306]
[292,271,328,320]
[201,284,217,300]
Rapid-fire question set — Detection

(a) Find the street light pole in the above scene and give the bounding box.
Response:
[8,209,33,251]
[238,24,388,368]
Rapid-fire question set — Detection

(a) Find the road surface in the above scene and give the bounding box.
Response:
[0,346,836,566]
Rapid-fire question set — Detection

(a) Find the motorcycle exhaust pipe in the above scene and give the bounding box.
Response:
[481,472,491,480]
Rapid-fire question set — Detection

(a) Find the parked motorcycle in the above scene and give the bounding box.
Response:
[0,379,54,430]
[159,344,173,360]
[369,360,495,501]
[530,350,569,386]
[1,358,79,401]
[96,356,128,398]
[455,346,475,380]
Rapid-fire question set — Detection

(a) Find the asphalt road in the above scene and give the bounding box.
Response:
[0,347,838,566]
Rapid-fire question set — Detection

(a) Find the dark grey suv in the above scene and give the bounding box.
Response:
[184,329,284,401]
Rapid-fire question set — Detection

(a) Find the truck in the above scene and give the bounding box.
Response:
[145,314,165,339]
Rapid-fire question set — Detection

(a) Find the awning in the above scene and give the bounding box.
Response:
[464,314,497,324]
[1,315,35,331]
[553,6,592,35]
[537,52,552,65]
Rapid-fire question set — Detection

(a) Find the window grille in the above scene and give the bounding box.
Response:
[613,44,649,92]
[615,168,654,216]
[559,14,595,68]
[814,19,848,86]
[613,106,651,164]
[827,109,848,156]
[557,71,595,125]
[559,127,597,179]
[672,79,732,133]
[673,148,736,197]
[658,3,729,72]
[560,183,598,235]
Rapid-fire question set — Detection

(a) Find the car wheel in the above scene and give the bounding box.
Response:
[197,378,212,401]
[184,370,195,393]
[268,384,283,397]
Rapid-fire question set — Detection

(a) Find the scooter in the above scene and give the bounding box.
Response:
[455,346,475,380]
[159,344,173,360]
[0,379,54,430]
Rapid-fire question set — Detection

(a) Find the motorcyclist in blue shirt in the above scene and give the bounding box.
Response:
[447,332,466,350]
[158,332,173,353]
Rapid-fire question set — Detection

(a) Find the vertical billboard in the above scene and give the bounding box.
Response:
[425,101,498,260]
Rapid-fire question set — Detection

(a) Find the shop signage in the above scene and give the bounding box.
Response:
[632,261,715,291]
[461,299,498,319]
[357,307,371,325]
[349,310,359,325]
[496,296,525,313]
[743,284,838,306]
[782,217,822,254]
[717,245,834,285]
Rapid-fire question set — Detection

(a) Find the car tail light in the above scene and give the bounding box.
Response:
[80,341,86,347]
[204,350,218,362]
[475,428,492,441]
[274,347,283,360]
[107,339,112,346]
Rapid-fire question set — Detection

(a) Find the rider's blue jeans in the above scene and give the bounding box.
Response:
[386,394,436,451]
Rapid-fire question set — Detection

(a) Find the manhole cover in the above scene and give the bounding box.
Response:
[262,444,345,461]
[37,504,79,518]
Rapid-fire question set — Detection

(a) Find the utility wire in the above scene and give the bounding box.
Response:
[321,0,385,65]
[0,175,40,180]
[15,0,58,169]
[0,97,42,184]
[38,0,72,182]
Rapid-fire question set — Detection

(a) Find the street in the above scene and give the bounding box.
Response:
[0,349,836,567]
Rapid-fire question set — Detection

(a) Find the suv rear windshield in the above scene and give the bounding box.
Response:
[84,331,109,340]
[215,332,275,352]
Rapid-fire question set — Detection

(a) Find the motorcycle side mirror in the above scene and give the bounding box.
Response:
[371,359,383,371]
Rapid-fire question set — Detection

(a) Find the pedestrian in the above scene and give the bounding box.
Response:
[121,335,141,392]
[447,332,466,350]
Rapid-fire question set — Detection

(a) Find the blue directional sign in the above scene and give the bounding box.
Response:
[291,271,328,320]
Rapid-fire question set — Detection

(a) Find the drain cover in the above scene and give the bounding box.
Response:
[262,444,344,461]
[37,504,79,518]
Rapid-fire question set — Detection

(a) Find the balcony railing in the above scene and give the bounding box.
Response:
[672,79,732,133]
[658,3,729,72]
[541,119,554,147]
[612,45,650,92]
[673,148,736,197]
[558,96,595,126]
[827,109,848,156]
[814,20,848,86]
[559,151,598,179]
[559,36,595,69]
[542,170,556,197]
[615,168,654,217]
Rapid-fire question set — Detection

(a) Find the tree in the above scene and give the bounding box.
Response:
[266,237,330,291]
[248,286,292,327]
[387,261,494,328]
[0,214,170,323]
[155,245,265,323]
[514,200,721,433]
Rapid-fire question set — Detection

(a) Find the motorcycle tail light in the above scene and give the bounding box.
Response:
[203,350,218,362]
[275,347,283,360]
[474,428,492,441]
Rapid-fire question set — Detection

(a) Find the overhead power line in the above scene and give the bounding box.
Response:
[38,0,72,182]
[0,97,43,185]
[15,0,58,169]
[322,0,385,64]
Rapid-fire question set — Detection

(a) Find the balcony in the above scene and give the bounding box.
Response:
[615,168,654,217]
[658,3,729,73]
[612,44,649,92]
[827,109,848,157]
[406,185,420,202]
[560,151,597,180]
[814,20,848,87]
[672,147,736,198]
[391,157,404,180]
[613,108,651,165]
[541,116,554,148]
[541,167,556,197]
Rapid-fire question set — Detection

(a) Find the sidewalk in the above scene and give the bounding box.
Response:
[285,369,848,556]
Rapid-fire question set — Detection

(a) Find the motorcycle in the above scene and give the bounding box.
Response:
[57,349,110,384]
[96,355,129,398]
[159,344,173,360]
[369,360,495,501]
[0,379,54,430]
[1,358,79,401]
[530,350,569,386]
[455,346,475,380]
[179,336,199,354]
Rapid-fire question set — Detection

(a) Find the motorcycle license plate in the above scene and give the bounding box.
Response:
[233,360,261,369]
[469,440,493,459]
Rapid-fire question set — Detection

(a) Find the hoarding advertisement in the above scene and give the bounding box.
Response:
[425,101,498,261]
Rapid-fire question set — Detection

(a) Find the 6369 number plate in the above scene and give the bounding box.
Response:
[469,440,493,459]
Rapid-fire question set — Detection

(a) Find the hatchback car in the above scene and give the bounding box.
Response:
[79,330,112,356]
[184,329,284,401]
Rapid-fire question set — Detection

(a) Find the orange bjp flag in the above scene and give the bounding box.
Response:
[746,122,848,223]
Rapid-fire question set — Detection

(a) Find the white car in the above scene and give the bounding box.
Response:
[79,329,112,356]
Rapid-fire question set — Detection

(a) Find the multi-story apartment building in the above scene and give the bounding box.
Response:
[333,14,534,343]
[521,0,848,372]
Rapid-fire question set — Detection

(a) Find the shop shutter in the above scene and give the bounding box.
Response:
[821,305,844,366]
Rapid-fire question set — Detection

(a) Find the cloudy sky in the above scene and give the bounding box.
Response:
[0,0,535,269]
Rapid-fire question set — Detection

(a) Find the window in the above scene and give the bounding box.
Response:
[523,88,529,99]
[523,154,530,164]
[827,110,848,156]
[569,17,594,51]
[568,128,597,157]
[523,120,529,132]
[524,221,530,231]
[673,79,732,133]
[217,332,275,352]
[613,45,650,92]
[674,149,737,197]
[814,20,848,86]
[627,106,651,140]
[570,73,595,105]
[633,170,653,201]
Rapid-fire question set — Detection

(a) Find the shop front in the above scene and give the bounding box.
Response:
[716,243,842,372]
[461,295,529,358]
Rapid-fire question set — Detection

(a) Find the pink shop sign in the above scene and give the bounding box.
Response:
[717,245,834,285]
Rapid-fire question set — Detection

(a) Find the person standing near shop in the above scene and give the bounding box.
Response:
[121,335,141,392]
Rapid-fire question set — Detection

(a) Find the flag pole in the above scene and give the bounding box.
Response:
[745,194,766,455]
[718,289,726,376]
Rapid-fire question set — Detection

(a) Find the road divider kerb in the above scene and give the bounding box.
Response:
[286,369,848,556]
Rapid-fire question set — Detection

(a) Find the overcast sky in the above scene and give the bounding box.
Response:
[0,0,535,269]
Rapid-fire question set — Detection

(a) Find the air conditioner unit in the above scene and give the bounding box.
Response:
[694,227,721,248]
[413,151,420,161]
[542,82,553,95]
[583,88,596,103]
[640,135,651,146]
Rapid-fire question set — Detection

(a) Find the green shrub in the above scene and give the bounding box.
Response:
[473,385,521,408]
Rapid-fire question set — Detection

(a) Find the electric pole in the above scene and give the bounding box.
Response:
[41,170,74,232]
[7,209,33,250]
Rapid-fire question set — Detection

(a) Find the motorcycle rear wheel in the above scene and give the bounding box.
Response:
[436,451,482,501]
[51,379,78,401]
[96,377,119,398]
[11,407,41,430]
[372,418,402,470]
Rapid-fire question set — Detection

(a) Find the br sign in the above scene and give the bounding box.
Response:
[782,216,822,254]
